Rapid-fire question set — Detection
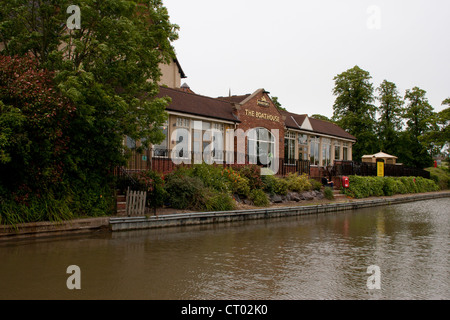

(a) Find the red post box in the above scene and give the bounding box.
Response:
[342,176,350,188]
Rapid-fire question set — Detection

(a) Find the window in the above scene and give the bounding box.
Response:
[248,128,275,167]
[174,128,190,160]
[298,134,308,161]
[334,142,341,161]
[153,122,168,157]
[126,136,136,149]
[310,136,320,165]
[212,123,224,162]
[284,132,296,165]
[322,138,331,166]
[176,117,190,128]
[343,142,349,161]
[213,122,224,132]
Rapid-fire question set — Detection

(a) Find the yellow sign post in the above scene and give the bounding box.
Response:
[377,161,384,177]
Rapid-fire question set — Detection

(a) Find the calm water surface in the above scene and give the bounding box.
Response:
[0,198,449,300]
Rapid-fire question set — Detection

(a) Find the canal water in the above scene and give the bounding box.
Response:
[0,198,448,300]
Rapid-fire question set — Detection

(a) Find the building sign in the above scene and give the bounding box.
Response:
[245,109,280,122]
[377,161,384,177]
[257,96,270,107]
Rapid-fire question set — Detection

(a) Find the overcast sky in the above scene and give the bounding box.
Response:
[163,0,450,118]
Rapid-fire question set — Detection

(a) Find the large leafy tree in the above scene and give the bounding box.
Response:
[421,98,450,161]
[0,0,178,217]
[402,87,435,168]
[332,65,378,160]
[376,80,404,155]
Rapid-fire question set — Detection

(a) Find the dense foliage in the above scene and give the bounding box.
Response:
[332,65,447,168]
[0,1,178,224]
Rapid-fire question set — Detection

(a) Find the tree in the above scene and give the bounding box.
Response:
[0,1,179,219]
[404,87,435,138]
[0,55,74,193]
[332,65,378,160]
[271,96,286,111]
[402,87,435,168]
[376,80,404,155]
[311,114,333,122]
[421,98,450,160]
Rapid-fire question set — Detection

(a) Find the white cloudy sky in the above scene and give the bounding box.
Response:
[163,0,450,118]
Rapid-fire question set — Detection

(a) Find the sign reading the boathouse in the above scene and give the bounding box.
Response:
[245,109,280,123]
[257,96,270,107]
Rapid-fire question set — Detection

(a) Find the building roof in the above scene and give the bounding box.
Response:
[281,110,356,141]
[157,86,356,141]
[157,86,239,123]
[308,117,357,141]
[173,58,187,79]
[362,151,398,159]
[216,94,251,104]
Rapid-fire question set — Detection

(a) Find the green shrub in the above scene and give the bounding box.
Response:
[286,173,312,192]
[343,175,439,199]
[164,174,205,210]
[249,189,269,207]
[191,163,230,193]
[310,178,322,191]
[382,177,397,196]
[426,167,450,190]
[202,190,236,212]
[274,178,289,196]
[323,187,334,200]
[261,174,277,194]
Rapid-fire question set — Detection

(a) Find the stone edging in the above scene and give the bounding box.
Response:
[109,191,450,232]
[1,192,449,240]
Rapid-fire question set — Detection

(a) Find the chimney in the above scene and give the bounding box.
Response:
[180,83,194,93]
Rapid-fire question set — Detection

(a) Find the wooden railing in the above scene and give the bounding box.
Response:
[124,149,310,176]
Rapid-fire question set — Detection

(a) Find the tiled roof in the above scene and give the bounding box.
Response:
[280,110,307,130]
[157,86,239,123]
[308,118,356,141]
[157,86,356,141]
[281,110,356,141]
[216,94,251,104]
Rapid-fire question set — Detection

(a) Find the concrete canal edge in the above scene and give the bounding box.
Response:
[109,191,450,232]
[0,217,110,240]
[1,191,449,240]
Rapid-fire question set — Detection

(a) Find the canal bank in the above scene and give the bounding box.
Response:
[1,190,449,240]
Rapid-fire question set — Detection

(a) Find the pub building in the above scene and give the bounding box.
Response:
[125,58,356,178]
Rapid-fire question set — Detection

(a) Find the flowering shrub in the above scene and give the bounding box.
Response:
[0,55,75,194]
[234,165,265,190]
[133,170,168,209]
[222,167,250,197]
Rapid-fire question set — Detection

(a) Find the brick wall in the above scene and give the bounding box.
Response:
[234,90,285,161]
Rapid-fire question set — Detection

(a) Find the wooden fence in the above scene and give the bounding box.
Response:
[332,161,431,179]
[125,188,147,216]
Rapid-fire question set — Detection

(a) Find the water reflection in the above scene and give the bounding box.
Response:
[0,198,448,300]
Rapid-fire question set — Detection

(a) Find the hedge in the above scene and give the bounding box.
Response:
[342,175,440,199]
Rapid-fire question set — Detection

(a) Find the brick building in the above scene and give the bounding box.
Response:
[126,64,357,176]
